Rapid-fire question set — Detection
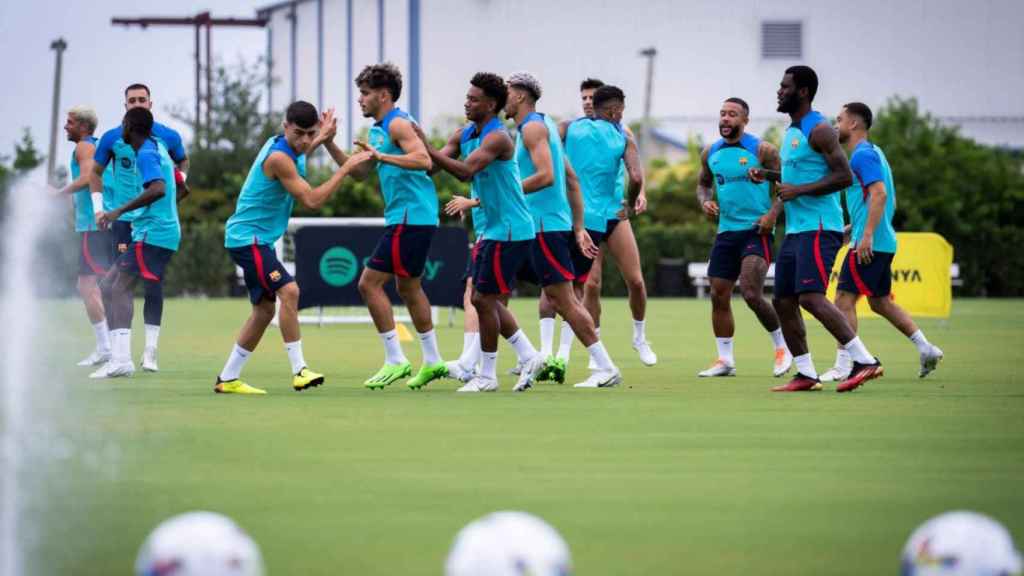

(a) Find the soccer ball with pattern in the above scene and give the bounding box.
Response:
[446,511,573,576]
[901,511,1021,576]
[135,511,264,576]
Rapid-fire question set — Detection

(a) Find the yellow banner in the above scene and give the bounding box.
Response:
[812,232,954,318]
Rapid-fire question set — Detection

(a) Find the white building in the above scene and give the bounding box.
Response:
[256,0,1024,152]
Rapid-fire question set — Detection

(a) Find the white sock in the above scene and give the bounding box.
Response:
[284,340,306,374]
[769,328,786,349]
[794,353,817,379]
[418,329,443,365]
[586,341,615,372]
[632,319,646,343]
[112,328,131,363]
[481,351,498,380]
[556,320,575,361]
[909,330,932,354]
[219,344,252,381]
[842,336,875,364]
[144,324,160,350]
[506,329,538,362]
[835,348,852,371]
[93,320,111,354]
[458,332,481,368]
[379,329,408,365]
[715,337,735,365]
[539,318,556,356]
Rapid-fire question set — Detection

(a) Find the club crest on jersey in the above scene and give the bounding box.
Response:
[791,138,800,149]
[269,270,282,282]
[120,158,133,169]
[739,156,749,165]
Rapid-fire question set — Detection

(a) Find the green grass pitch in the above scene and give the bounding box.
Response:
[25,297,1024,574]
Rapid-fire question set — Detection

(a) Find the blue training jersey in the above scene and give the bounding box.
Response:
[460,117,533,242]
[368,108,439,226]
[846,140,898,253]
[131,138,180,251]
[458,124,487,237]
[564,117,626,233]
[94,121,186,223]
[707,133,773,233]
[780,110,844,234]
[70,136,114,232]
[225,136,307,249]
[515,112,572,233]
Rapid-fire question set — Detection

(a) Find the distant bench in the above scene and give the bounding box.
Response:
[687,262,962,298]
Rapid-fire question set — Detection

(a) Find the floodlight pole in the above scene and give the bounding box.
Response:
[47,38,67,186]
[639,46,657,162]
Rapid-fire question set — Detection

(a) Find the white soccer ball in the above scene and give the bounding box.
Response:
[901,510,1022,576]
[446,511,573,576]
[135,511,264,576]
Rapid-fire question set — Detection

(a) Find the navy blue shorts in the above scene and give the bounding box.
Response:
[79,230,113,276]
[774,229,843,297]
[229,243,295,304]
[838,250,895,298]
[111,220,133,257]
[473,239,533,295]
[707,229,774,282]
[571,228,604,282]
[604,218,623,242]
[462,239,482,282]
[116,242,174,284]
[529,231,576,287]
[366,224,436,278]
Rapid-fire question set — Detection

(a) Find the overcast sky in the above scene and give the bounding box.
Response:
[0,0,267,165]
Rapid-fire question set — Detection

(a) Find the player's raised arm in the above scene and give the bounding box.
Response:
[268,150,370,210]
[520,121,553,193]
[356,117,431,172]
[432,129,510,183]
[778,123,853,201]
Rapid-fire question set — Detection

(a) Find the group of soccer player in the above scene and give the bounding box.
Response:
[696,65,943,391]
[61,62,942,394]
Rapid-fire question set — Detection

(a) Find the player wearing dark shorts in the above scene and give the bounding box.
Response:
[697,98,791,378]
[427,72,546,392]
[820,103,942,382]
[752,66,881,392]
[218,101,365,395]
[354,63,448,391]
[59,105,114,367]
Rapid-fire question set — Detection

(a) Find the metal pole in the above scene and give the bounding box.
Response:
[289,2,297,103]
[317,0,323,114]
[409,0,420,119]
[266,25,273,115]
[206,20,212,144]
[195,24,201,143]
[346,0,353,144]
[377,0,385,62]
[639,47,657,162]
[47,38,67,185]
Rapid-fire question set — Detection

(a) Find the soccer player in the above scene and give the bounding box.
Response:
[89,83,189,373]
[216,103,367,394]
[555,78,656,374]
[90,108,179,378]
[695,97,793,377]
[750,66,882,392]
[423,72,547,391]
[57,106,114,367]
[821,102,943,380]
[504,71,618,390]
[353,63,448,391]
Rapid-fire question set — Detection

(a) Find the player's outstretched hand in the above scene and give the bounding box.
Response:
[755,213,776,235]
[748,167,766,183]
[354,140,381,161]
[343,151,374,171]
[777,183,800,201]
[444,195,476,216]
[97,209,119,230]
[856,235,874,265]
[575,227,599,259]
[313,108,338,146]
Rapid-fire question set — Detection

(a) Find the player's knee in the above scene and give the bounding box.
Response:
[740,285,762,306]
[798,292,824,312]
[277,282,299,305]
[624,273,645,295]
[470,291,490,312]
[395,278,421,300]
[867,296,889,314]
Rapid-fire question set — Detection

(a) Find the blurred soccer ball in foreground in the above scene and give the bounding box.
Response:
[446,511,572,576]
[135,511,264,576]
[901,510,1021,576]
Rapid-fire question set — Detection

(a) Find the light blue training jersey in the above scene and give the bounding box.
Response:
[707,132,772,233]
[225,136,307,249]
[780,110,844,234]
[846,140,898,253]
[461,117,533,242]
[515,112,572,233]
[368,107,439,226]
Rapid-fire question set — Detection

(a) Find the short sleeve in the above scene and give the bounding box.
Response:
[93,128,119,166]
[851,147,884,188]
[137,148,165,187]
